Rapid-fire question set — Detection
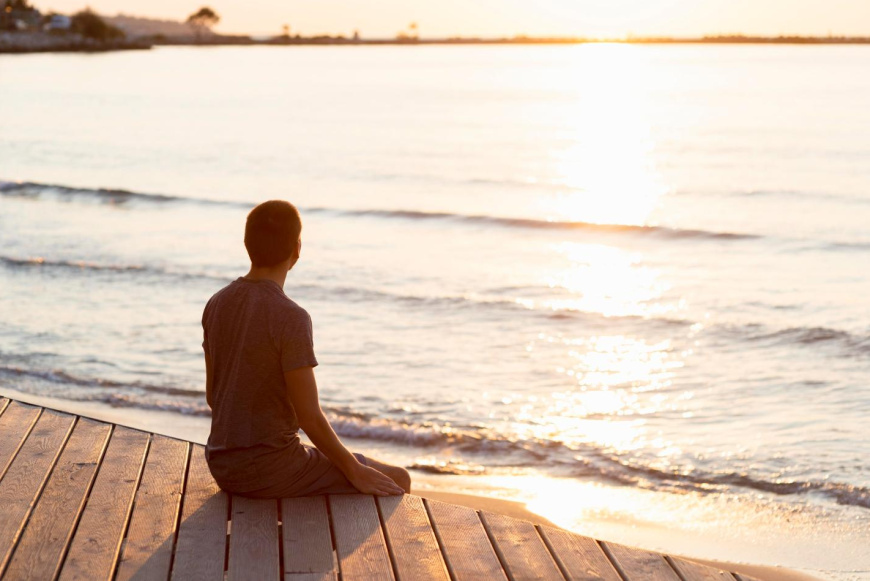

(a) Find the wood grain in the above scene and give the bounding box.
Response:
[377,495,449,581]
[424,498,507,581]
[538,526,621,581]
[281,495,336,580]
[0,409,75,575]
[115,435,189,581]
[227,495,280,581]
[0,401,41,480]
[170,445,228,581]
[58,426,150,581]
[328,494,395,581]
[602,541,681,581]
[479,510,564,581]
[3,418,111,581]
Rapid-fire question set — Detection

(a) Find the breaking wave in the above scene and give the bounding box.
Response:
[4,365,867,509]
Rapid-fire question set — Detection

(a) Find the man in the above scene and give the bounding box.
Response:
[202,200,410,497]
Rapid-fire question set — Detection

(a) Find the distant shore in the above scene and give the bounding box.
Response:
[4,31,870,54]
[0,31,151,53]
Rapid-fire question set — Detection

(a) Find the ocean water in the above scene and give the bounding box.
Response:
[1,45,869,578]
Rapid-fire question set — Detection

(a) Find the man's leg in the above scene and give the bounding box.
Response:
[365,457,412,494]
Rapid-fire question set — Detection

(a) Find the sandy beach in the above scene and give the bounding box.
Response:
[0,387,821,581]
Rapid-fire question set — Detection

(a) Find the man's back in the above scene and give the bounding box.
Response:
[201,276,317,490]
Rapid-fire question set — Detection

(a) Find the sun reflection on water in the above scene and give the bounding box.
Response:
[529,242,679,319]
[539,44,666,226]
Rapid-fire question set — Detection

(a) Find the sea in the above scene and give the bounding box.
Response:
[1,44,868,579]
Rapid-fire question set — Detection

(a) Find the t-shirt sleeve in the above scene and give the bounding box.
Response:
[280,310,318,372]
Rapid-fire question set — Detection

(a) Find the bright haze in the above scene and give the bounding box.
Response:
[38,0,870,37]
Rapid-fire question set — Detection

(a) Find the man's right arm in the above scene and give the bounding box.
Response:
[284,366,404,496]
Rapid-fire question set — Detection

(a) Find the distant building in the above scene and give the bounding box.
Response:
[44,14,71,31]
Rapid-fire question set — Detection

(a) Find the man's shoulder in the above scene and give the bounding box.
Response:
[203,280,238,313]
[276,294,312,325]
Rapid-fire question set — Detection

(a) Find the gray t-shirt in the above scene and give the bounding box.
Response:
[201,277,318,487]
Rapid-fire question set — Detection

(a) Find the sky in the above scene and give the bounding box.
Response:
[40,0,870,38]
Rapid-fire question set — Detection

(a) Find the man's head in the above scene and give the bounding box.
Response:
[244,200,302,269]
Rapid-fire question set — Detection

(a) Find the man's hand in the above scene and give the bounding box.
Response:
[347,463,405,496]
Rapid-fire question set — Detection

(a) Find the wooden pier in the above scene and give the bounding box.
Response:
[0,396,760,580]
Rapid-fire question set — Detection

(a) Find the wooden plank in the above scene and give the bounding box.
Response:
[377,495,449,581]
[3,418,111,581]
[538,526,622,581]
[424,498,506,581]
[0,401,42,480]
[281,496,336,580]
[171,445,227,581]
[58,426,150,581]
[479,511,564,581]
[669,557,737,580]
[115,435,189,581]
[734,575,764,581]
[601,542,681,581]
[0,397,9,415]
[227,496,280,581]
[0,408,75,575]
[328,494,395,581]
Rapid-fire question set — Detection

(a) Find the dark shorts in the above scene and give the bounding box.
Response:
[210,443,367,499]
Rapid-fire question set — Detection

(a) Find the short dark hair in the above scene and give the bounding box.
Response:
[244,200,302,267]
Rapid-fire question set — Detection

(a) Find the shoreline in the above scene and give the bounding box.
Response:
[0,387,823,581]
[4,33,870,55]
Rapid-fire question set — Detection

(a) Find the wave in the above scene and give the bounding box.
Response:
[0,254,230,285]
[316,207,759,240]
[2,364,867,509]
[4,250,868,358]
[1,180,758,241]
[745,325,870,357]
[0,251,692,330]
[0,180,246,208]
[0,365,205,399]
[676,187,870,206]
[0,255,152,274]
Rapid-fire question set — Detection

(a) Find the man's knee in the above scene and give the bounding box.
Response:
[390,466,411,493]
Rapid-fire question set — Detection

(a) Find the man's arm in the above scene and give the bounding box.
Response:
[204,351,214,409]
[284,366,404,496]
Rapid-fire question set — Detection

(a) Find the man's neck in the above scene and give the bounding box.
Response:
[243,265,289,289]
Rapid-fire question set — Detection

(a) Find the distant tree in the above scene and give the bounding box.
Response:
[281,23,289,38]
[71,9,125,41]
[9,0,34,10]
[186,6,219,41]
